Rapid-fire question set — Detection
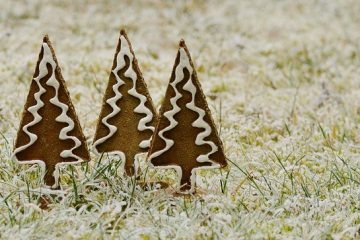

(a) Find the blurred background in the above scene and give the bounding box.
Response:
[0,1,360,238]
[1,0,360,139]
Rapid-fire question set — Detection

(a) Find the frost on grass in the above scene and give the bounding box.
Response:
[0,0,359,239]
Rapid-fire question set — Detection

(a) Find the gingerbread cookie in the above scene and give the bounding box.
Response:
[93,29,157,175]
[13,35,90,188]
[148,40,227,193]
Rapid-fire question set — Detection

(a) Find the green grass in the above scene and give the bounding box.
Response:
[0,0,360,239]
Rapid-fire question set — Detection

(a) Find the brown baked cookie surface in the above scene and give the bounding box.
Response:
[93,30,157,175]
[148,40,227,193]
[13,35,90,188]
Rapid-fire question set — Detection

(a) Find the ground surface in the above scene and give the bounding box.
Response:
[0,0,359,239]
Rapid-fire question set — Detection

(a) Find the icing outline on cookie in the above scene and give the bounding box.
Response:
[13,41,86,189]
[148,43,221,193]
[93,35,154,151]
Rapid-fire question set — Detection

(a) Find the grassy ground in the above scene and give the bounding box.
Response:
[0,0,360,239]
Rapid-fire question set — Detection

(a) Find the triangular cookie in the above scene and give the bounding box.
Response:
[148,40,227,193]
[93,30,157,175]
[14,35,90,188]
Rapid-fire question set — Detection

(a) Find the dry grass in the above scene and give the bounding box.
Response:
[0,0,359,239]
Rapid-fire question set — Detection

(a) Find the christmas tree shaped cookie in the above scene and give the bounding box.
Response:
[13,35,90,188]
[148,40,227,193]
[93,30,157,175]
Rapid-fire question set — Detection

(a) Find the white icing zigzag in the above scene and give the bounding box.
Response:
[181,48,218,164]
[121,36,155,149]
[13,45,48,156]
[149,46,220,193]
[13,42,84,188]
[93,37,126,149]
[94,35,154,150]
[147,47,186,161]
[43,43,82,161]
[181,46,220,193]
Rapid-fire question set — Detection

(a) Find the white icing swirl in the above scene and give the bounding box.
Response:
[181,48,218,163]
[148,46,220,193]
[43,43,82,161]
[13,42,85,188]
[13,45,48,156]
[93,37,126,149]
[147,47,186,161]
[94,35,154,150]
[121,36,155,149]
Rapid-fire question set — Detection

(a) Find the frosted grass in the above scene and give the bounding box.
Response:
[0,0,359,238]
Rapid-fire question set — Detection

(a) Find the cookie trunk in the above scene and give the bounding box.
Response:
[44,163,56,187]
[180,168,193,191]
[124,153,136,176]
